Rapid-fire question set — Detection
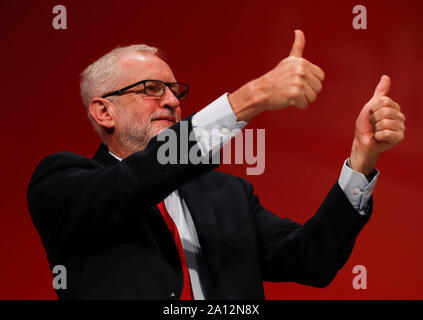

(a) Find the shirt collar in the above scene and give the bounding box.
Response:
[108,150,123,162]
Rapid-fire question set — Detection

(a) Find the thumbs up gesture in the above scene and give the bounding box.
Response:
[228,30,325,121]
[257,30,325,110]
[349,75,406,176]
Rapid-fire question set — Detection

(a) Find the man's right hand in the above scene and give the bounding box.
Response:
[228,30,325,121]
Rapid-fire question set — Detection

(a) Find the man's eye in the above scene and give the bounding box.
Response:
[146,84,162,92]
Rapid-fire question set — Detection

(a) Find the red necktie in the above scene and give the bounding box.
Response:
[157,201,194,300]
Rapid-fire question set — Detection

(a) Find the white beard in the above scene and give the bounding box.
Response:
[115,110,155,153]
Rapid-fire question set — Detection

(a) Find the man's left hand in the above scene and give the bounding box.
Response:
[349,75,406,177]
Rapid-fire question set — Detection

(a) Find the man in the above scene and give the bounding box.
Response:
[27,30,405,299]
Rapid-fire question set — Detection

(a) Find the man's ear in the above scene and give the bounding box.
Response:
[89,97,116,129]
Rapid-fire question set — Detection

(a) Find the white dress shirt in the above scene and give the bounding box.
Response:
[109,93,379,299]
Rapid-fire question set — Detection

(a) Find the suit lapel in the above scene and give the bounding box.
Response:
[92,143,120,166]
[92,143,222,296]
[178,178,222,287]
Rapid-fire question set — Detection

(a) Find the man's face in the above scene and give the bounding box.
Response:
[110,53,182,151]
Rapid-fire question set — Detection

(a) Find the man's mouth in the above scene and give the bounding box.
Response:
[152,115,176,124]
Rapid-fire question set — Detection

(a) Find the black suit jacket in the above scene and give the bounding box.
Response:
[27,116,372,300]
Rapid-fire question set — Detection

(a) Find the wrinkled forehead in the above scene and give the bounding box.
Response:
[116,53,177,85]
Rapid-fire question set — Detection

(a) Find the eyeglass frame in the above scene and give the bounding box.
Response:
[101,79,189,99]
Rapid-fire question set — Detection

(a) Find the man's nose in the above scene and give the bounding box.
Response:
[160,86,180,110]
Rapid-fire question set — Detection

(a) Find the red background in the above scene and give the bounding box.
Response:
[1,0,422,299]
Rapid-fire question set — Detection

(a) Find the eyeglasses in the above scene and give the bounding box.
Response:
[102,79,189,99]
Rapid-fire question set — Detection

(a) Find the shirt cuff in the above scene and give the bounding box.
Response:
[338,158,380,215]
[192,93,248,157]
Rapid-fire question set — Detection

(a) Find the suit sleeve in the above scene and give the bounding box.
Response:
[27,116,217,260]
[239,178,373,288]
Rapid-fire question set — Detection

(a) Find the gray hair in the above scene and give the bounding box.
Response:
[80,44,160,142]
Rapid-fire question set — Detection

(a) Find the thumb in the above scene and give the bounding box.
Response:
[289,30,305,57]
[372,75,391,98]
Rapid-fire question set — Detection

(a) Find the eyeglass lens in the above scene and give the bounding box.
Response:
[144,80,188,99]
